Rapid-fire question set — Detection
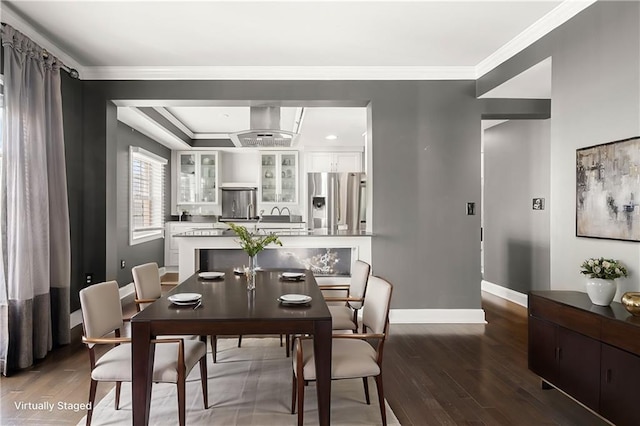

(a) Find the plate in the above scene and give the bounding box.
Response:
[168,293,202,305]
[199,271,225,280]
[281,272,305,280]
[278,294,312,305]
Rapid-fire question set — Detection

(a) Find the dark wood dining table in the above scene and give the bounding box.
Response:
[130,268,333,425]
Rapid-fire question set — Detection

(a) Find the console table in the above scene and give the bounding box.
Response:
[528,291,640,426]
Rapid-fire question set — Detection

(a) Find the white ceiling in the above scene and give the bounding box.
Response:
[5,1,582,147]
[3,0,595,80]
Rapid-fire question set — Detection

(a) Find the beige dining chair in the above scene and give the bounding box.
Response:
[132,262,164,311]
[80,280,208,426]
[320,259,371,332]
[291,275,393,426]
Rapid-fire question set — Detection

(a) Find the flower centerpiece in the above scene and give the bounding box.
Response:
[580,257,628,306]
[228,222,282,290]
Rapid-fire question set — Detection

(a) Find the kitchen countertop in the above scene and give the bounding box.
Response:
[174,229,373,237]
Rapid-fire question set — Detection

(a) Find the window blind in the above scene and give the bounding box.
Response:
[130,146,167,244]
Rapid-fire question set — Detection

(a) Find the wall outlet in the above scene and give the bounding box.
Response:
[120,259,126,269]
[85,273,93,285]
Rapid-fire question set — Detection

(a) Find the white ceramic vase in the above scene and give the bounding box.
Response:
[585,278,616,306]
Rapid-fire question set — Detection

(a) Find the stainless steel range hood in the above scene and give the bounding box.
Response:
[230,106,301,148]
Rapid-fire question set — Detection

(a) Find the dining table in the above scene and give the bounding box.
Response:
[130,268,333,425]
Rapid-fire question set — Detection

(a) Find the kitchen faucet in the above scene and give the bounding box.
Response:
[270,206,281,215]
[280,206,291,216]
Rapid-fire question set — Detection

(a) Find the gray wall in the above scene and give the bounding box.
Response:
[60,73,84,311]
[80,80,482,309]
[115,122,171,286]
[478,1,640,296]
[483,120,550,293]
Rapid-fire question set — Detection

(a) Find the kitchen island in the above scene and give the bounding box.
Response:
[175,228,372,283]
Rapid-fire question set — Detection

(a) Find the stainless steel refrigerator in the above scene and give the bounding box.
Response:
[307,172,365,231]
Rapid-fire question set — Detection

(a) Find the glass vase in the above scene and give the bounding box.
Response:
[246,255,257,291]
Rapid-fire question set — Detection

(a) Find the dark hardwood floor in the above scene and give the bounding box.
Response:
[383,292,608,426]
[1,291,607,425]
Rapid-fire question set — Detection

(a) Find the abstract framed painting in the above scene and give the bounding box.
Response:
[576,136,640,241]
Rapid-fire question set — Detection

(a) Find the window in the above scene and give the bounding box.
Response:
[129,146,167,245]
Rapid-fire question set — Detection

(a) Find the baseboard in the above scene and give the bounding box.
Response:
[389,308,486,324]
[481,280,528,307]
[70,309,83,329]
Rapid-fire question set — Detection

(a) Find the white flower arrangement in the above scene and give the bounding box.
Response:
[580,257,628,280]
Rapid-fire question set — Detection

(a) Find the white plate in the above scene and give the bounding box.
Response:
[171,299,201,306]
[278,294,312,304]
[168,293,202,304]
[281,272,305,280]
[198,271,225,280]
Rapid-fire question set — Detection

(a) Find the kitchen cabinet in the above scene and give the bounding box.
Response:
[306,151,362,173]
[529,291,640,426]
[176,151,219,205]
[259,151,298,205]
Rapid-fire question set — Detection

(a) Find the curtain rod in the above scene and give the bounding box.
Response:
[41,49,79,79]
[0,23,80,79]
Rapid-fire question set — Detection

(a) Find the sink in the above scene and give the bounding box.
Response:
[260,215,303,223]
[260,215,290,222]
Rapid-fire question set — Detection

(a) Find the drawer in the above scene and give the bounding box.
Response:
[530,294,601,340]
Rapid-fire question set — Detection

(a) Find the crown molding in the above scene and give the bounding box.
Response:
[1,3,85,75]
[475,0,597,78]
[80,65,476,81]
[153,107,195,139]
[117,107,191,150]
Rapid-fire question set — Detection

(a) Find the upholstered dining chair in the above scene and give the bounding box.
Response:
[291,275,393,426]
[131,262,166,312]
[79,280,208,426]
[320,259,371,332]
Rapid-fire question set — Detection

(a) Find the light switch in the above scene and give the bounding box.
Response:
[466,202,476,215]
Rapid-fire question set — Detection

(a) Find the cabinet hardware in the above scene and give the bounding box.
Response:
[605,368,612,383]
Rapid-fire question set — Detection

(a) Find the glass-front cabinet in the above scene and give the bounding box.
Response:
[259,151,298,205]
[177,151,219,205]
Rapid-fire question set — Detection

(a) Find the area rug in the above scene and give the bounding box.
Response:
[79,337,400,425]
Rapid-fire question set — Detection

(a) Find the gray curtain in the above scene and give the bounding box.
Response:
[0,24,71,375]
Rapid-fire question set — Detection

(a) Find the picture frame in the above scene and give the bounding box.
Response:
[576,136,640,241]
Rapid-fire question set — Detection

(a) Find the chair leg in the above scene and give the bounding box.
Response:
[178,375,186,426]
[115,381,122,409]
[280,334,284,347]
[86,379,98,426]
[211,335,217,363]
[362,377,371,405]
[286,334,291,357]
[199,356,209,409]
[297,375,305,426]
[374,374,387,426]
[291,372,297,414]
[238,335,243,347]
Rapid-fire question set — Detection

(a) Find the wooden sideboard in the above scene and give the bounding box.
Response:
[528,291,640,426]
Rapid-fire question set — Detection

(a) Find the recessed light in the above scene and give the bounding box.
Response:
[325,134,338,140]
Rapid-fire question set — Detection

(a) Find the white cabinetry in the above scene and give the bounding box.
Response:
[176,151,219,206]
[306,151,362,172]
[165,222,216,270]
[259,151,298,206]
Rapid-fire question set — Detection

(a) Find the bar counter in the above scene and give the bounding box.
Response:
[175,228,372,282]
